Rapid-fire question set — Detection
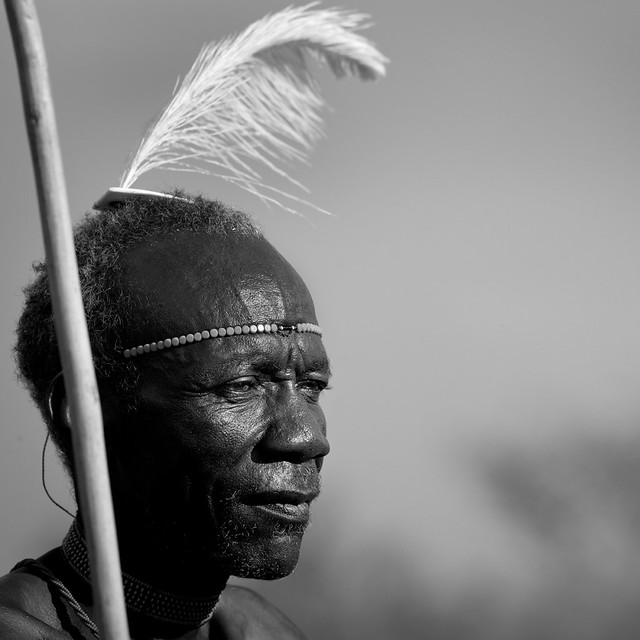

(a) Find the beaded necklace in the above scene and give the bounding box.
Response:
[62,521,221,628]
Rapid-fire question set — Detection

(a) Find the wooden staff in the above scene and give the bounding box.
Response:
[4,1,129,638]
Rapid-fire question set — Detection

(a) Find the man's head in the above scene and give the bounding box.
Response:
[16,194,330,581]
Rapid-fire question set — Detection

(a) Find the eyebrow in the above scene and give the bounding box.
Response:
[302,354,332,377]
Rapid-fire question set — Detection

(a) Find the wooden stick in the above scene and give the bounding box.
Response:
[4,1,130,638]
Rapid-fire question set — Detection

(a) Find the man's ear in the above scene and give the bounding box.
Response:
[47,371,72,433]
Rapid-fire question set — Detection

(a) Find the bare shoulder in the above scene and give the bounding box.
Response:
[209,585,306,640]
[0,571,67,640]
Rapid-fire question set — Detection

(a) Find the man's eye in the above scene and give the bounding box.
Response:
[220,377,261,399]
[297,379,329,402]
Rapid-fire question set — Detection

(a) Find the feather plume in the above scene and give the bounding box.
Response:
[118,3,388,213]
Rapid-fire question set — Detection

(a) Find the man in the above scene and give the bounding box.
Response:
[0,193,331,639]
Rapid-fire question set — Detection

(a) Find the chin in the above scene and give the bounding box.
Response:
[231,554,300,580]
[207,497,310,579]
[221,528,305,580]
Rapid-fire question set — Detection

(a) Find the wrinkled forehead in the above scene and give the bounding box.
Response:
[118,231,318,346]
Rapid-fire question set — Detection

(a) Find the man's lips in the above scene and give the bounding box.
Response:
[243,490,318,524]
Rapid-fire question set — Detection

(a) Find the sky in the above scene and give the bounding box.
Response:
[2,2,640,639]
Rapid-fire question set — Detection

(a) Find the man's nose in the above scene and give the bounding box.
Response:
[256,383,330,464]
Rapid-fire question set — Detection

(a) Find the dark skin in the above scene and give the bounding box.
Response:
[0,231,331,639]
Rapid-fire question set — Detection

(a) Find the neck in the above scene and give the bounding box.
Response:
[62,519,227,630]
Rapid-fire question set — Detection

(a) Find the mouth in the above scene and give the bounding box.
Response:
[244,490,318,524]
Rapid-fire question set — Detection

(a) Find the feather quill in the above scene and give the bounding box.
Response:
[117,3,388,212]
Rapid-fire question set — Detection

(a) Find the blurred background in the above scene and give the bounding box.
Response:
[2,1,640,638]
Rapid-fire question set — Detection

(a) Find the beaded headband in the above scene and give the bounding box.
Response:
[124,321,322,359]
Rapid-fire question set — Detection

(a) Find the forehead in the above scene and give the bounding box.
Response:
[118,231,318,348]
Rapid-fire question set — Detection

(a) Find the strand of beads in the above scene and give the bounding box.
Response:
[123,322,322,358]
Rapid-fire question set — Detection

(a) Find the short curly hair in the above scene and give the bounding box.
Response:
[15,193,262,472]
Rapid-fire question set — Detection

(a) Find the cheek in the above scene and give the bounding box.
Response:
[149,398,272,476]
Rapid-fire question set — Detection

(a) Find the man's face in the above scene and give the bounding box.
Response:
[105,231,331,581]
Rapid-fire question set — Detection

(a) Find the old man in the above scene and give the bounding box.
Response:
[0,193,331,639]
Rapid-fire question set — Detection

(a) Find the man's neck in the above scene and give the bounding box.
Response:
[62,519,228,636]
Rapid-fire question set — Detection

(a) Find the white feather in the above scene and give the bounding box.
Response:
[118,3,388,212]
